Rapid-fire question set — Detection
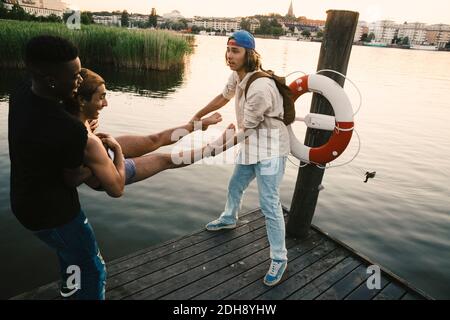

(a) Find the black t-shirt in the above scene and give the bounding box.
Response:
[8,81,88,231]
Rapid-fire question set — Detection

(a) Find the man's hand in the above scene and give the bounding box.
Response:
[96,133,122,152]
[88,119,99,133]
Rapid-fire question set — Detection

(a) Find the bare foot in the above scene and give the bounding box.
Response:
[211,123,236,148]
[200,112,222,130]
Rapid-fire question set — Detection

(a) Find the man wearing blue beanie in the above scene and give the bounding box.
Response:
[192,30,290,286]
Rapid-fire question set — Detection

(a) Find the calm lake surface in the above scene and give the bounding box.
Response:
[0,35,449,299]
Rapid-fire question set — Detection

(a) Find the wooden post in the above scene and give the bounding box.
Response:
[286,10,359,238]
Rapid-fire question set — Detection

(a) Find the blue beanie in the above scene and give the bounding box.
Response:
[227,30,256,50]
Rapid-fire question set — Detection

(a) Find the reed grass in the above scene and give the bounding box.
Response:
[0,20,194,70]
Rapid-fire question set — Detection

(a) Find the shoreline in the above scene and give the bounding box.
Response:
[193,33,449,52]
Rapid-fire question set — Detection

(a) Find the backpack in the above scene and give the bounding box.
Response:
[244,70,296,126]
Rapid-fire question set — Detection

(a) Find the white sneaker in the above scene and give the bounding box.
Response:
[205,219,237,231]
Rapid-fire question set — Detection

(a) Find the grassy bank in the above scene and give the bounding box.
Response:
[0,20,194,70]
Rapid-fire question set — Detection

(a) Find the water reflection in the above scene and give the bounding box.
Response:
[1,37,450,299]
[0,69,28,102]
[0,65,185,102]
[84,65,185,99]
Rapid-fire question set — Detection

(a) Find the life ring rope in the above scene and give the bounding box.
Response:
[316,69,363,117]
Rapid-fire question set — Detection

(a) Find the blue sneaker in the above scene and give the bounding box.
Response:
[264,259,287,286]
[205,219,237,231]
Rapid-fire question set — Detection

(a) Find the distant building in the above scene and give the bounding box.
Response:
[156,16,165,26]
[369,20,399,44]
[282,21,321,34]
[354,21,369,42]
[425,24,450,48]
[92,14,121,27]
[150,7,156,17]
[129,13,149,27]
[287,0,294,18]
[248,18,260,33]
[192,16,241,32]
[2,0,66,17]
[1,0,15,10]
[93,13,154,28]
[368,20,447,46]
[297,16,326,28]
[398,22,427,45]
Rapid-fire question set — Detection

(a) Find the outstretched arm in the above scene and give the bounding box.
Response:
[191,94,230,121]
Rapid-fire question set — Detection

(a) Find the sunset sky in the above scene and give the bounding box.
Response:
[66,0,450,24]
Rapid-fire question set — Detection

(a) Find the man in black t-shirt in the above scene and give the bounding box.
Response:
[8,36,106,299]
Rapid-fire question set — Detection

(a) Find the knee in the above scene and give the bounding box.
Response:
[227,182,245,195]
[260,200,282,217]
[228,175,247,193]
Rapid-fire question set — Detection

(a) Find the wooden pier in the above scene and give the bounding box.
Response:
[12,208,431,300]
[6,10,436,302]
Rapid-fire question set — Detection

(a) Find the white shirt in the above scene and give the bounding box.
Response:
[222,71,290,164]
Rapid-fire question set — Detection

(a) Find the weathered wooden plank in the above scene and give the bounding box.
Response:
[106,213,269,296]
[401,292,422,300]
[373,282,406,300]
[53,211,268,301]
[10,281,61,301]
[310,224,431,300]
[126,230,271,299]
[315,264,370,300]
[344,274,390,300]
[12,207,430,301]
[107,209,266,276]
[287,256,360,300]
[257,247,349,300]
[224,240,338,300]
[13,209,266,300]
[164,232,324,300]
[108,208,264,267]
[107,219,275,299]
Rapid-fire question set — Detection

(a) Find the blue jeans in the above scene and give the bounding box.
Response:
[219,156,288,261]
[33,210,106,300]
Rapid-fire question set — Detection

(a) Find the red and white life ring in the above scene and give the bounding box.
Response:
[287,74,354,165]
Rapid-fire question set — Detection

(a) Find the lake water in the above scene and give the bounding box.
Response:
[0,35,449,299]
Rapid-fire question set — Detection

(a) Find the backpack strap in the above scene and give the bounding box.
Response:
[243,70,288,124]
[244,71,272,100]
